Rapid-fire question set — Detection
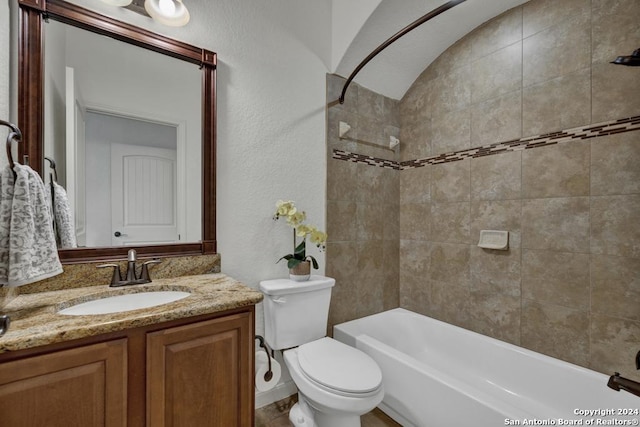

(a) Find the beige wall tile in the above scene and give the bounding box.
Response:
[523,14,591,88]
[327,157,358,202]
[471,151,521,201]
[327,200,357,242]
[429,242,470,286]
[522,249,590,310]
[399,117,431,162]
[591,195,640,259]
[591,255,640,322]
[471,90,522,146]
[470,246,521,297]
[429,65,471,114]
[326,241,361,328]
[522,68,591,137]
[357,203,384,241]
[356,241,384,317]
[431,108,471,155]
[399,239,431,281]
[522,197,590,252]
[431,159,470,202]
[400,203,431,241]
[522,141,590,198]
[431,201,471,244]
[356,163,386,204]
[592,63,640,123]
[357,85,386,121]
[471,199,522,247]
[431,280,471,329]
[591,0,640,64]
[471,42,522,104]
[471,7,523,60]
[590,314,640,382]
[468,291,521,345]
[429,36,473,78]
[522,300,590,366]
[523,0,590,38]
[591,132,640,196]
[399,272,430,315]
[383,202,400,242]
[400,166,430,204]
[383,240,400,309]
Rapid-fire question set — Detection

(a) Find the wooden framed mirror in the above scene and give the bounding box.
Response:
[17,0,216,263]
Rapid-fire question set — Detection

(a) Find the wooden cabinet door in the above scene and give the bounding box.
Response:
[147,311,253,427]
[0,339,128,427]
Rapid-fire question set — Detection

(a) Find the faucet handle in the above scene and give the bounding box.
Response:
[140,259,162,282]
[97,263,122,286]
[128,249,137,262]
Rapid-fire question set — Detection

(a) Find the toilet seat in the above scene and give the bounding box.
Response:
[297,337,382,396]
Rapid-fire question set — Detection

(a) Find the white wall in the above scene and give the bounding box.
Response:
[55,0,332,301]
[4,0,332,405]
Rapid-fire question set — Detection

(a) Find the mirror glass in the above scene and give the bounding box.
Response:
[43,20,202,249]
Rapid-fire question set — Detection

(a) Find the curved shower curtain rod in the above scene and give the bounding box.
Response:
[338,0,467,104]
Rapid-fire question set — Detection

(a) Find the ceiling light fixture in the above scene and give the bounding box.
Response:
[99,0,190,27]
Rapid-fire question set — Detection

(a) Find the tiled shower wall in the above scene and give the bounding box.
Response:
[398,0,640,380]
[325,75,400,329]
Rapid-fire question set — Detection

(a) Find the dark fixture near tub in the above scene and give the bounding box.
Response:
[607,372,640,398]
[606,350,640,398]
[611,48,640,66]
[338,0,467,104]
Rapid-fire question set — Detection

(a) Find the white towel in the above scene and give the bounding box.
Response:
[0,166,14,284]
[2,164,63,287]
[47,181,77,249]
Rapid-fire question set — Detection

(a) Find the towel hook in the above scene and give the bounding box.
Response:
[44,156,58,182]
[0,120,22,180]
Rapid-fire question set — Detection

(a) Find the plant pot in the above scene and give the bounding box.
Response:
[289,260,311,282]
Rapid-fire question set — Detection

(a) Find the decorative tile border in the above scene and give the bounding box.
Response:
[332,150,401,170]
[332,115,640,170]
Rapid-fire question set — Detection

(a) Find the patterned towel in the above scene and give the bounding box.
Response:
[47,181,77,249]
[0,164,63,287]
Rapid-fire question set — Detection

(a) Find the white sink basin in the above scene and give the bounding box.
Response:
[59,291,191,316]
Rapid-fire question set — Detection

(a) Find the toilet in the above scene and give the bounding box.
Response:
[259,276,384,427]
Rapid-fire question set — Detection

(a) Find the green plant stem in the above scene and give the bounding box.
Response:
[293,228,296,254]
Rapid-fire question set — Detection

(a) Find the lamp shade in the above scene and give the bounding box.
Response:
[144,0,190,27]
[99,0,133,6]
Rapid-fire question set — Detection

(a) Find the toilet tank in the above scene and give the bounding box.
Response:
[259,276,335,350]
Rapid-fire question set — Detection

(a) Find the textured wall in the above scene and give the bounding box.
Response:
[325,74,400,330]
[398,0,640,380]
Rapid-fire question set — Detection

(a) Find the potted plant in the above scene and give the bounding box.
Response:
[273,200,327,281]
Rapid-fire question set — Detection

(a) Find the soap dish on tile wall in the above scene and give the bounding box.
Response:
[478,230,509,250]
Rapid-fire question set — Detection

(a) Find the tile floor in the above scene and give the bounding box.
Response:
[255,395,401,427]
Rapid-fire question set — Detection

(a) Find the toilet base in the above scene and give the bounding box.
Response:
[289,392,362,427]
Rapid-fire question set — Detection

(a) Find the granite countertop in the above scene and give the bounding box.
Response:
[0,273,263,354]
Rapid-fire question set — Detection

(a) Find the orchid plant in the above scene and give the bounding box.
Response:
[273,200,327,270]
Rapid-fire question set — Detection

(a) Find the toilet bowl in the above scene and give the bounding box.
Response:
[284,337,384,427]
[259,276,384,427]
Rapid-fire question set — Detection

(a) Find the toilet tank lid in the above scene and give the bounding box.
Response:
[259,276,335,296]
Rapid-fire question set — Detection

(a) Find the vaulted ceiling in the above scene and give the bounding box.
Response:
[334,0,530,100]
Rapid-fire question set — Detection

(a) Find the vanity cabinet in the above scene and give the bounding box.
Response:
[0,307,254,427]
[0,339,128,427]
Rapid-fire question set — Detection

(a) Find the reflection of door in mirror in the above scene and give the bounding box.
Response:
[111,143,178,246]
[43,19,202,249]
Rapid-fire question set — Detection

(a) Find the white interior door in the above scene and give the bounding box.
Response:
[111,143,179,246]
[65,66,86,246]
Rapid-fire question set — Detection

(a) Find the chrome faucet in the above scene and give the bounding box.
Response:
[98,249,162,287]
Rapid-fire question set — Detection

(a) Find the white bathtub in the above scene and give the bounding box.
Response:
[334,308,639,427]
